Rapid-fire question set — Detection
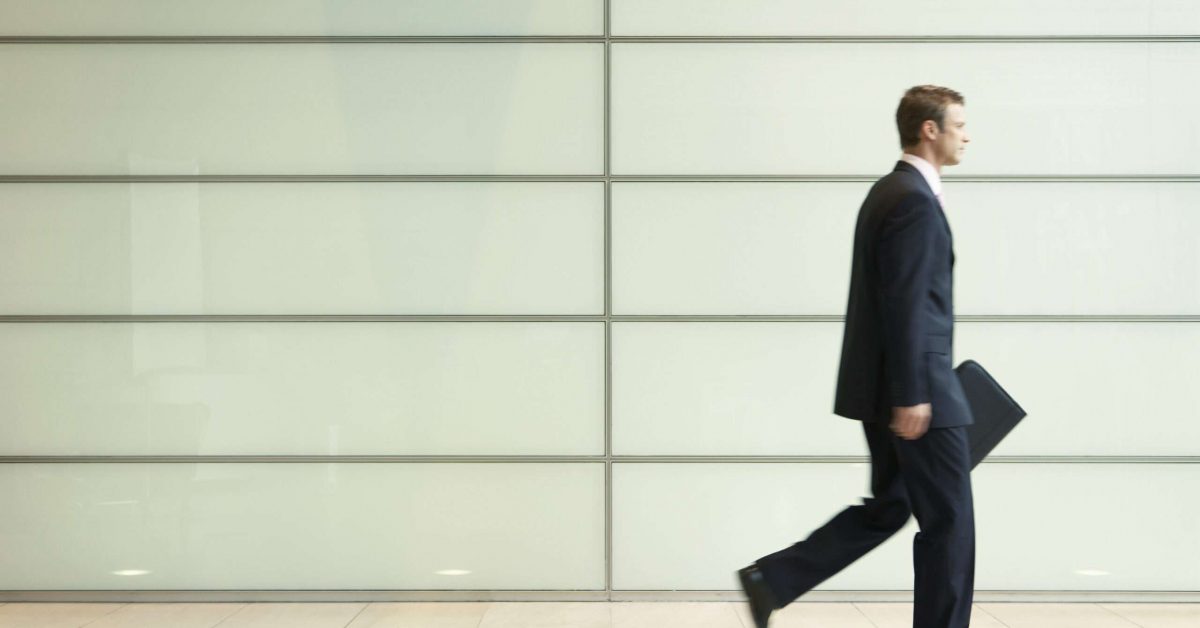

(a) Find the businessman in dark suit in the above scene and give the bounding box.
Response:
[738,85,975,628]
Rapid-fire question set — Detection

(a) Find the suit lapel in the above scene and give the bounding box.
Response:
[893,161,955,267]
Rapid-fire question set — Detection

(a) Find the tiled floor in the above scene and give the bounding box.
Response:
[0,601,1195,628]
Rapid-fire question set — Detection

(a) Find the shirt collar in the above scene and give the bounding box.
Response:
[899,153,943,198]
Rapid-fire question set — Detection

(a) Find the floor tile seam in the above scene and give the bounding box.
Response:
[345,601,469,628]
[479,600,608,628]
[206,601,250,628]
[981,602,1150,627]
[972,602,1013,628]
[198,602,247,624]
[343,600,373,628]
[1096,602,1149,628]
[724,600,748,628]
[338,601,371,628]
[75,603,246,628]
[75,602,129,628]
[850,602,882,628]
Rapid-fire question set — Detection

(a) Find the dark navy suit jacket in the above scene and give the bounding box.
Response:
[833,160,973,428]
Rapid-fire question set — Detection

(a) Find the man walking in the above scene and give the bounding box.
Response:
[738,85,976,628]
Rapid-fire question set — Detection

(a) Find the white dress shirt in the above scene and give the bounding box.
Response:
[899,153,943,207]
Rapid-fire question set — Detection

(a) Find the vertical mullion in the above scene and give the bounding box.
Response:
[603,0,613,599]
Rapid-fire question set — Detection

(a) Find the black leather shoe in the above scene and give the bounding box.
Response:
[737,564,778,628]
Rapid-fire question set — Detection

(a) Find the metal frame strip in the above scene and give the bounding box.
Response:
[0,315,1196,323]
[1,175,1197,183]
[1,455,1196,464]
[603,0,615,596]
[1,35,1198,44]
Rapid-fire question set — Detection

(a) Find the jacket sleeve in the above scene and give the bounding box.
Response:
[876,192,939,407]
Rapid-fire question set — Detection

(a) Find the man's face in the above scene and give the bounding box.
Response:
[934,103,969,166]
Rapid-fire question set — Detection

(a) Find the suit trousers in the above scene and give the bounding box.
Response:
[755,420,975,628]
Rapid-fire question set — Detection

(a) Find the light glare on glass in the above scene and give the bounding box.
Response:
[1074,569,1111,576]
[435,569,472,576]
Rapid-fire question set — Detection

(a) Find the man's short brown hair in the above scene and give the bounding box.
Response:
[896,85,965,149]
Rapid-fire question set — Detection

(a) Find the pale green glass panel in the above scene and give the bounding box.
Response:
[0,44,603,175]
[611,183,859,315]
[948,182,1200,315]
[613,0,1199,36]
[612,462,889,590]
[612,43,1200,175]
[611,182,1200,315]
[957,323,1200,457]
[613,322,1200,456]
[611,322,865,456]
[972,464,1200,591]
[0,183,603,315]
[0,323,604,455]
[0,463,605,589]
[613,463,1200,591]
[0,0,601,36]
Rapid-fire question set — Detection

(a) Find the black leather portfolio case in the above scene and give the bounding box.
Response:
[955,359,1027,469]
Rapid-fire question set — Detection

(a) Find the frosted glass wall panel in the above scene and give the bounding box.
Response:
[0,323,604,455]
[950,182,1200,315]
[611,43,1200,175]
[0,0,602,36]
[612,463,1200,591]
[0,183,603,315]
[611,322,866,456]
[0,463,604,589]
[957,322,1200,457]
[611,183,859,315]
[971,463,1200,591]
[613,322,1200,456]
[612,182,1200,315]
[0,44,603,175]
[612,463,869,590]
[612,0,1200,36]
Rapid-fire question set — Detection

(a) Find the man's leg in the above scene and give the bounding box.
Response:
[893,426,975,628]
[754,421,912,606]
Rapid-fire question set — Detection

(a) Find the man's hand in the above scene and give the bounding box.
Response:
[891,403,932,440]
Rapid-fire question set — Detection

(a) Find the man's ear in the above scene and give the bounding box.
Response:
[921,119,939,141]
